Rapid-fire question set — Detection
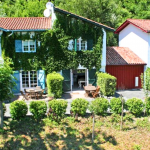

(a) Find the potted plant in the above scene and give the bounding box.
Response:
[47,93,54,101]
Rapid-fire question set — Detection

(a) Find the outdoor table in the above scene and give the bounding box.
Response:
[84,86,96,97]
[26,89,42,99]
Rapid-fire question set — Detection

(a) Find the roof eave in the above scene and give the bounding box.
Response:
[0,28,50,32]
[55,7,115,32]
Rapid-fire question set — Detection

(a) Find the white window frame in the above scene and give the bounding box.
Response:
[20,71,38,91]
[77,37,87,51]
[22,40,36,52]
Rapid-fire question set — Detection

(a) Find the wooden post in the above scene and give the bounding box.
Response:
[92,113,95,143]
[120,94,123,131]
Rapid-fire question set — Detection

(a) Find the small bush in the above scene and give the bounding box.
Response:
[97,72,116,96]
[89,97,109,115]
[47,72,64,98]
[29,101,47,120]
[48,99,67,121]
[110,97,125,114]
[71,98,89,116]
[3,103,6,116]
[10,100,28,120]
[126,98,144,116]
[146,97,150,115]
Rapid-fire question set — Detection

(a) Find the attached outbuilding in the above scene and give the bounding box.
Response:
[106,47,146,90]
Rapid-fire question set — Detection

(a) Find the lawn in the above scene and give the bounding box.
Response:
[0,115,150,150]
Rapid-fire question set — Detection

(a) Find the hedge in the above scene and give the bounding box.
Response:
[97,72,116,96]
[10,100,28,120]
[29,101,47,120]
[47,72,64,98]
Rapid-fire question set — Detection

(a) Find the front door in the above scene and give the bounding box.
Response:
[88,69,96,86]
[62,69,71,91]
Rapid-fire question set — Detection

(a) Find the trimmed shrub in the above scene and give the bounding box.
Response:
[47,72,64,98]
[29,101,47,120]
[71,98,89,116]
[48,99,67,121]
[10,100,28,120]
[126,98,144,116]
[97,72,116,96]
[89,97,109,115]
[110,97,125,114]
[3,103,6,116]
[146,97,150,115]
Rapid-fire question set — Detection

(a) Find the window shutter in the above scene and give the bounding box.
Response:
[35,40,36,52]
[12,71,20,94]
[38,70,45,89]
[15,40,22,52]
[87,39,93,50]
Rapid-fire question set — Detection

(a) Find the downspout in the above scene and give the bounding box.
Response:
[0,31,3,64]
[100,28,106,72]
[8,31,14,37]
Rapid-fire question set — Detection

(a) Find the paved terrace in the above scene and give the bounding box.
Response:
[4,89,145,117]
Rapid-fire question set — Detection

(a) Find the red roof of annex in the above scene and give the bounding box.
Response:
[106,47,146,65]
[115,19,150,34]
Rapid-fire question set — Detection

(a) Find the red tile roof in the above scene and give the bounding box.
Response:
[0,17,51,31]
[106,47,146,65]
[115,19,150,34]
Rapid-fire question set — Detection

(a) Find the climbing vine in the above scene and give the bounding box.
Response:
[2,13,103,73]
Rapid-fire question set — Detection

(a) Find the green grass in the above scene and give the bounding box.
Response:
[0,115,150,150]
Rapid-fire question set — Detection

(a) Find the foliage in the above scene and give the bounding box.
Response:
[136,117,150,129]
[97,72,116,96]
[71,98,89,116]
[2,103,6,116]
[29,101,47,120]
[145,97,150,115]
[48,99,67,121]
[110,97,125,114]
[10,100,28,120]
[126,98,144,116]
[0,57,15,102]
[89,97,109,115]
[47,72,64,98]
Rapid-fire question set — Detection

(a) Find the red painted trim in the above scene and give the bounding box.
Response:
[115,20,148,34]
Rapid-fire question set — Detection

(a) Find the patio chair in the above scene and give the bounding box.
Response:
[36,86,41,89]
[29,90,36,99]
[20,91,29,100]
[24,89,29,96]
[36,89,44,99]
[91,86,100,98]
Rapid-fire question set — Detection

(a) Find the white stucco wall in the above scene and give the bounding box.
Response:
[119,24,149,66]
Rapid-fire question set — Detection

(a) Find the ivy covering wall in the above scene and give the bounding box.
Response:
[2,13,103,73]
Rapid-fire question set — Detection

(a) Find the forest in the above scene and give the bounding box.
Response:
[0,0,150,45]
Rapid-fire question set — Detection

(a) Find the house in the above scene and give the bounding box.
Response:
[0,6,115,94]
[106,19,149,90]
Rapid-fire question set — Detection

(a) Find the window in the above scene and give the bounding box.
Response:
[22,71,37,89]
[68,37,87,51]
[22,40,36,52]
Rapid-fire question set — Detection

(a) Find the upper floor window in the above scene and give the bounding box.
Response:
[22,40,36,52]
[68,37,87,51]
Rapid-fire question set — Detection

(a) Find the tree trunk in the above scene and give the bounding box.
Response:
[0,101,3,128]
[92,113,95,143]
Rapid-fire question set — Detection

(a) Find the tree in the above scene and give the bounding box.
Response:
[0,58,15,128]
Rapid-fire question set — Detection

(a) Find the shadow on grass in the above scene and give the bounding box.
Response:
[1,116,119,150]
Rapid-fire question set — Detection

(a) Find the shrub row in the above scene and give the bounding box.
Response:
[97,72,116,96]
[9,97,149,120]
